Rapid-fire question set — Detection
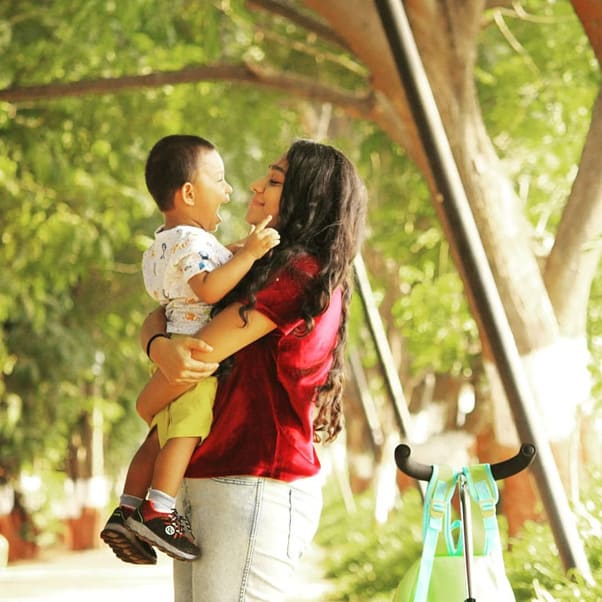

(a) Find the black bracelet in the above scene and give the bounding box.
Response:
[146,333,171,359]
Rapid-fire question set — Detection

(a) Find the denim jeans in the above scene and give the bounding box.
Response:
[173,474,323,602]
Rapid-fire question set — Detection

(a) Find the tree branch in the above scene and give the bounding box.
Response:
[485,0,514,8]
[245,0,349,49]
[0,62,374,118]
[544,88,602,334]
[259,28,367,76]
[571,0,602,65]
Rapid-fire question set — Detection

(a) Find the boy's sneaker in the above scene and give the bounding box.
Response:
[126,500,201,561]
[100,506,157,565]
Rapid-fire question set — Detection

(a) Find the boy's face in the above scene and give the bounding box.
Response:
[188,149,232,232]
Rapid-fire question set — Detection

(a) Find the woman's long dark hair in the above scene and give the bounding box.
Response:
[219,139,367,442]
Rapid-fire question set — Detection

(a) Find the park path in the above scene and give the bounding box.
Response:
[0,542,335,601]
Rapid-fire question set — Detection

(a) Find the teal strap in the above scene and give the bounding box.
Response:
[447,518,464,555]
[414,465,459,602]
[463,464,501,554]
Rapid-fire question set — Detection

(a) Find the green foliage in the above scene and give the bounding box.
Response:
[477,0,602,412]
[588,261,602,409]
[0,0,600,540]
[392,272,479,377]
[504,470,602,601]
[352,127,481,377]
[478,0,600,233]
[351,0,601,383]
[318,471,602,601]
[315,484,424,602]
[0,0,310,480]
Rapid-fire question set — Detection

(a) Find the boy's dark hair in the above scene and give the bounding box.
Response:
[145,135,215,211]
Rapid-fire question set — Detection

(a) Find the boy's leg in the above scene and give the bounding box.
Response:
[122,427,160,498]
[126,437,202,561]
[100,429,160,565]
[151,436,199,497]
[137,368,192,425]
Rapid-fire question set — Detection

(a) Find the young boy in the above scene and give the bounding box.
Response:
[100,135,279,563]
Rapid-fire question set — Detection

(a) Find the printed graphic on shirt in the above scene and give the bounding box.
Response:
[142,226,233,335]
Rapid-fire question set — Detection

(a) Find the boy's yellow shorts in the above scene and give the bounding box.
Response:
[150,376,217,449]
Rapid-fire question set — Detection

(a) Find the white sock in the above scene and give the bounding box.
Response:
[147,488,176,514]
[120,494,143,511]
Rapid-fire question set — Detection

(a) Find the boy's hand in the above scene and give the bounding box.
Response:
[239,215,280,260]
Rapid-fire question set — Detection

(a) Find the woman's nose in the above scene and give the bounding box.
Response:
[250,177,264,193]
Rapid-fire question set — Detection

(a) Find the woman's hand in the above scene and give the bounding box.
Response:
[141,300,276,386]
[150,335,219,385]
[142,308,219,385]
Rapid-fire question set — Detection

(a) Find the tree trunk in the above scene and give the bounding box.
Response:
[303,0,600,530]
[65,408,105,551]
[2,0,597,535]
[543,88,602,482]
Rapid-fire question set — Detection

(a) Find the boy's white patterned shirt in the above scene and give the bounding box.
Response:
[142,225,233,335]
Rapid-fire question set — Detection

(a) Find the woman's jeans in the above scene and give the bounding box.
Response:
[174,474,323,602]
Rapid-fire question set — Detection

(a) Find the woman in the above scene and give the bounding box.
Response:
[140,139,367,601]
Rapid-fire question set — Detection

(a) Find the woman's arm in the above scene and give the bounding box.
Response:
[141,308,219,384]
[189,302,277,363]
[139,303,277,408]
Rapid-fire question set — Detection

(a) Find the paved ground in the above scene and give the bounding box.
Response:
[0,543,335,602]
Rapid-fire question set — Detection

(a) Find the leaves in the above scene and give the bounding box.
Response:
[478,0,599,232]
[317,472,602,601]
[0,0,312,479]
[0,0,599,510]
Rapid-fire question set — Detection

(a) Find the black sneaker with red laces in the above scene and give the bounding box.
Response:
[125,500,201,561]
[100,506,158,565]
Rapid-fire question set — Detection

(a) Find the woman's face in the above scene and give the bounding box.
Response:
[246,155,287,228]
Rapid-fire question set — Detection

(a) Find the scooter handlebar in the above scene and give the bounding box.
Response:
[394,443,536,482]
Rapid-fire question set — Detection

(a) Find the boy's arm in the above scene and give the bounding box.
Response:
[187,216,279,305]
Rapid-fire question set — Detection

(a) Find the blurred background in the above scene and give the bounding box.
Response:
[0,1,601,599]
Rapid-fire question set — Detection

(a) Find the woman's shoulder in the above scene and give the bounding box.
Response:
[286,253,319,275]
[259,254,319,299]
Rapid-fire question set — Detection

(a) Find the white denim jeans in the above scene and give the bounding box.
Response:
[173,474,323,602]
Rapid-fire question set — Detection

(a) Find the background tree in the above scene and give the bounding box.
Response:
[0,0,600,551]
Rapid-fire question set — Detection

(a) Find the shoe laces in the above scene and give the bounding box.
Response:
[166,510,194,539]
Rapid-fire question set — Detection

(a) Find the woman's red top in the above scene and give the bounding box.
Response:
[185,255,342,481]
